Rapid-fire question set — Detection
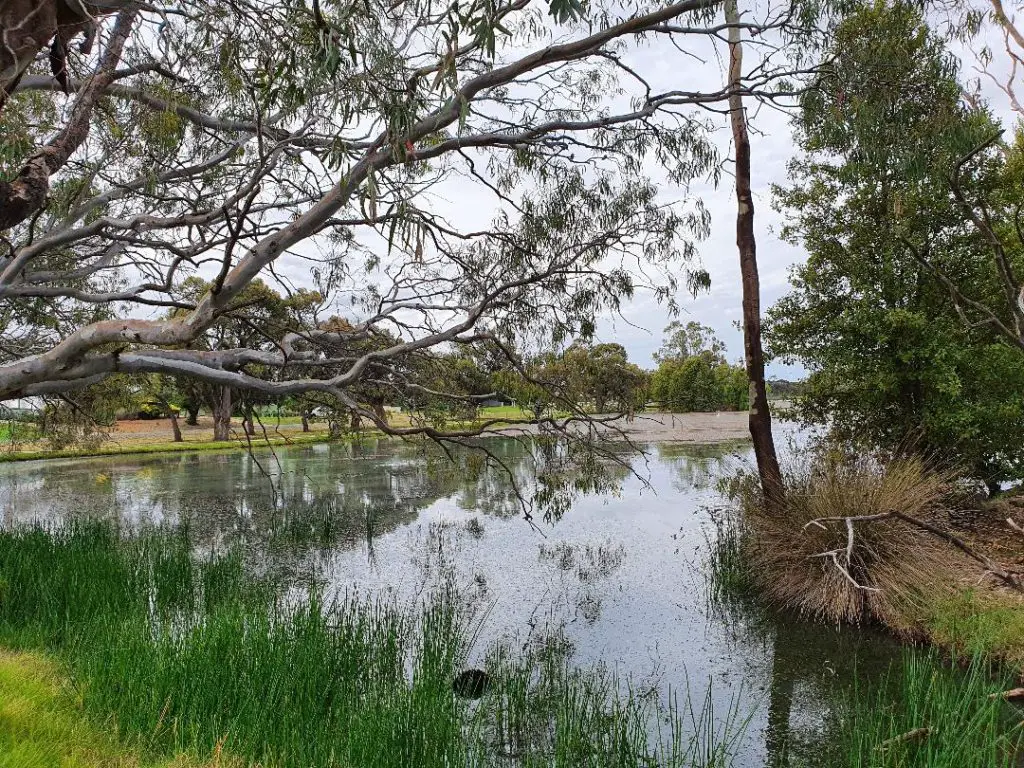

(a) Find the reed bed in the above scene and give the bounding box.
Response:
[838,652,1024,768]
[0,521,742,768]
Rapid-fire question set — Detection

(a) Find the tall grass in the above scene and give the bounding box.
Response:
[838,652,1024,768]
[0,521,743,767]
[727,455,959,628]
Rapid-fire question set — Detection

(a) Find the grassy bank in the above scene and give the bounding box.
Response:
[0,431,335,463]
[0,650,231,768]
[0,522,741,768]
[706,490,1024,766]
[0,405,549,464]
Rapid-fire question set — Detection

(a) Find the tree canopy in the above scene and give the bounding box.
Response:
[650,322,748,412]
[0,0,801,440]
[768,1,1024,488]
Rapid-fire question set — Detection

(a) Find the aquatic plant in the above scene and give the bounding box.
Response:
[0,521,745,768]
[839,652,1024,768]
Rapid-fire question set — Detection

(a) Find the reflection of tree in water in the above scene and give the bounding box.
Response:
[714,598,904,768]
[656,441,750,492]
[0,436,607,556]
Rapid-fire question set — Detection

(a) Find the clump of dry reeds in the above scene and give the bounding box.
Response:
[736,454,962,629]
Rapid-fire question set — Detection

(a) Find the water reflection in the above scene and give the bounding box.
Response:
[0,434,912,766]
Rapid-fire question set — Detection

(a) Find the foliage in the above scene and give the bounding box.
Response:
[655,320,727,364]
[560,343,649,413]
[650,323,748,412]
[0,521,745,768]
[36,376,138,451]
[494,343,647,417]
[768,1,1024,487]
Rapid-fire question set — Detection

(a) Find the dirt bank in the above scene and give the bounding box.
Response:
[497,411,752,443]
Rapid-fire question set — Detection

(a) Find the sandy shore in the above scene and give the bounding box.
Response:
[496,411,751,444]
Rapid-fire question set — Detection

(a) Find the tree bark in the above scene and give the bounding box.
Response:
[725,0,785,513]
[186,405,199,426]
[211,386,232,441]
[0,9,136,230]
[301,410,310,432]
[169,411,182,442]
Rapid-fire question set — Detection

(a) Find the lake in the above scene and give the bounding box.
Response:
[0,430,924,766]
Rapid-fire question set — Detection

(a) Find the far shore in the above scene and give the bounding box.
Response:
[0,410,756,464]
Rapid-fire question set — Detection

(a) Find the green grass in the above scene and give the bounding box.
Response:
[0,649,233,768]
[921,589,1024,669]
[837,652,1023,768]
[0,431,333,463]
[0,522,743,768]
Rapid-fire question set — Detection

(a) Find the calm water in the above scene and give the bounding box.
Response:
[0,432,908,766]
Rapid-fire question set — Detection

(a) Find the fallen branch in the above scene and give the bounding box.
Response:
[989,687,1024,702]
[875,726,932,751]
[806,511,1024,595]
[1009,517,1024,539]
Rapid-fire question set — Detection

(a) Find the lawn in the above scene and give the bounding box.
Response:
[0,649,226,768]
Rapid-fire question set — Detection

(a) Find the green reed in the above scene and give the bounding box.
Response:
[0,521,743,768]
[838,651,1023,768]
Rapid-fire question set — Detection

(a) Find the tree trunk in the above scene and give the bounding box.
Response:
[371,400,388,425]
[243,404,255,436]
[212,386,232,441]
[350,410,362,431]
[726,0,785,513]
[169,411,183,443]
[186,405,200,426]
[301,410,310,432]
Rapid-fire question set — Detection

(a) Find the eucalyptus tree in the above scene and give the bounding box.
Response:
[725,0,784,511]
[0,0,809,509]
[769,1,1024,489]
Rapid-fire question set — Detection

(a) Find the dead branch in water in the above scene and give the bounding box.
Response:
[806,510,1024,596]
[875,726,932,751]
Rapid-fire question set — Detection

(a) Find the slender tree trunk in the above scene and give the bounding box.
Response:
[371,400,388,425]
[186,405,199,426]
[243,404,255,436]
[301,410,310,432]
[212,386,232,441]
[726,0,785,513]
[169,411,183,443]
